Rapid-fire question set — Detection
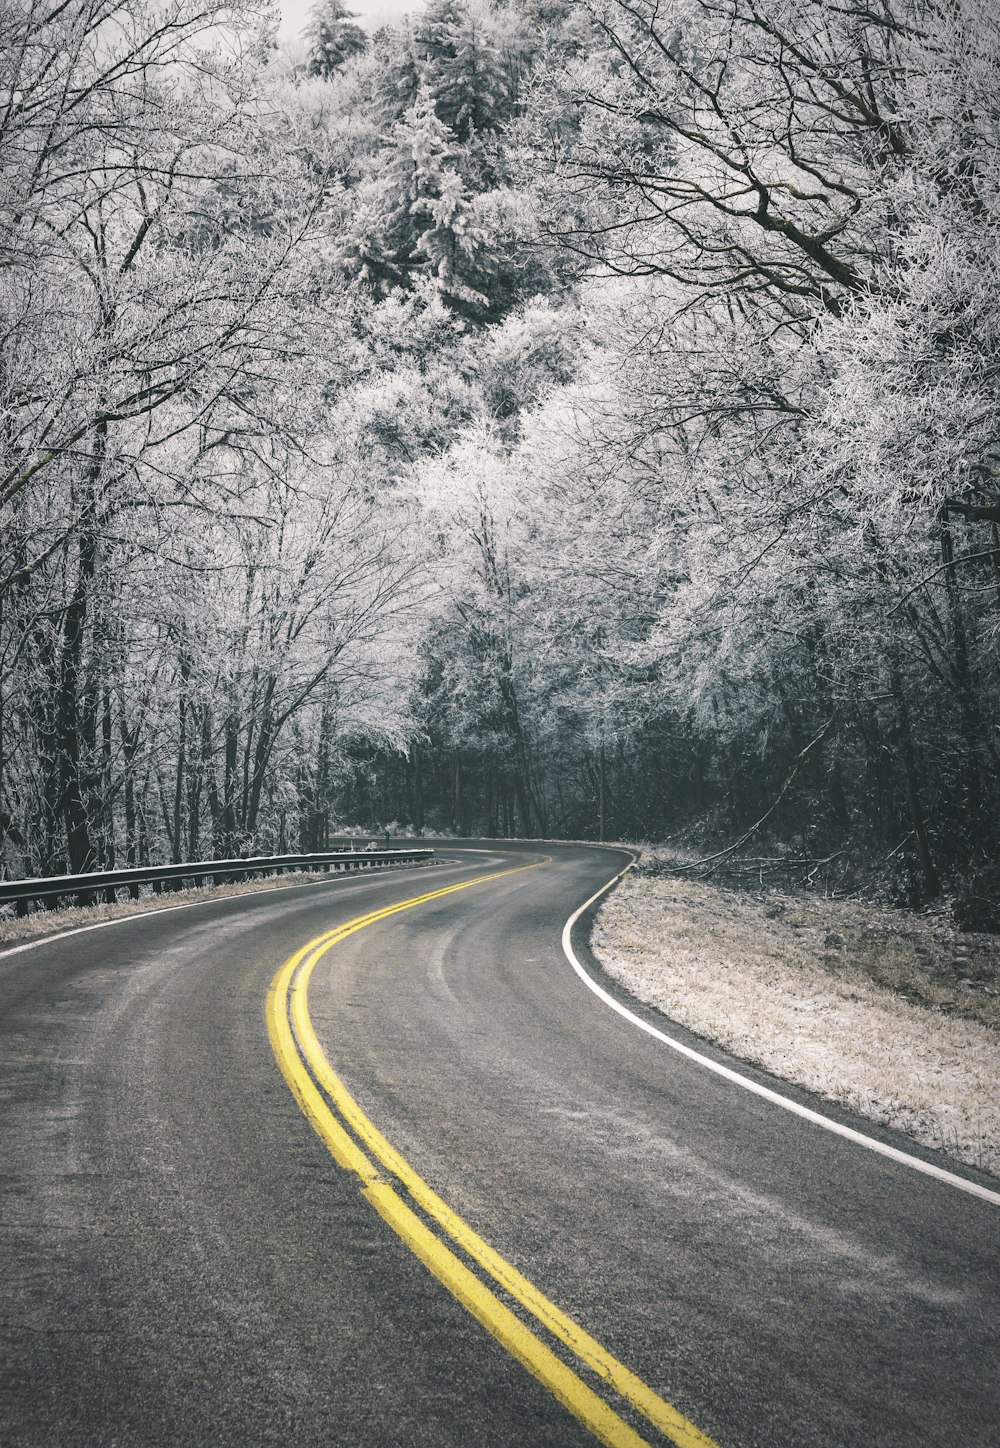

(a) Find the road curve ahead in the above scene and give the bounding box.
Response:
[2,842,998,1447]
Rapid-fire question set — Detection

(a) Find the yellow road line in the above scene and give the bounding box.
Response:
[267,862,718,1448]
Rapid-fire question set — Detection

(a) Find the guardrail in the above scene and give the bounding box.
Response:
[0,848,435,917]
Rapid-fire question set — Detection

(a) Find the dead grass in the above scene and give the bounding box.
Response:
[709,884,1000,1029]
[592,865,1000,1178]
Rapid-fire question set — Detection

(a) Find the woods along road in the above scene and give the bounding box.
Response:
[2,843,998,1448]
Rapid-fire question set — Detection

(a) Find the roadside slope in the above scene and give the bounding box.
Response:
[592,871,1000,1178]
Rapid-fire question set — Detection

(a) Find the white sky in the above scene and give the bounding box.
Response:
[277,0,422,37]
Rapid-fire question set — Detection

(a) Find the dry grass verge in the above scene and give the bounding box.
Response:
[592,869,1000,1178]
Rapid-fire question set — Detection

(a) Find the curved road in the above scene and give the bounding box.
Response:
[2,842,998,1447]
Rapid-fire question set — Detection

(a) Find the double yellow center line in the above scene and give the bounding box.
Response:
[266,864,717,1448]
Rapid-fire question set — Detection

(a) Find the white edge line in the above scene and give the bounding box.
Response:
[562,858,1000,1209]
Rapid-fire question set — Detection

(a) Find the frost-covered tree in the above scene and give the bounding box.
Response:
[416,0,513,140]
[338,87,494,309]
[416,431,549,834]
[413,167,490,309]
[500,0,1000,900]
[368,18,424,124]
[6,0,1000,917]
[0,0,425,877]
[304,0,369,75]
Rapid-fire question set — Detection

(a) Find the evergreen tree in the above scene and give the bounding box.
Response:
[339,88,458,291]
[415,0,511,141]
[304,0,368,77]
[370,19,423,125]
[413,167,488,311]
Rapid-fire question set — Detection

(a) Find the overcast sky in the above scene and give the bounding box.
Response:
[277,0,422,38]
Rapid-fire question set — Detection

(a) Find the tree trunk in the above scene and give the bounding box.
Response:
[101,685,114,866]
[172,652,189,864]
[890,663,940,899]
[220,711,239,854]
[939,506,997,848]
[55,529,98,874]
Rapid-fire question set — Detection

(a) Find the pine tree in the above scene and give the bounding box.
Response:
[304,0,368,77]
[370,19,423,125]
[415,0,511,141]
[339,88,456,290]
[414,166,488,310]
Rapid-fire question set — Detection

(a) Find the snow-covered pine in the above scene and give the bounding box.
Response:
[303,0,369,76]
[416,0,513,141]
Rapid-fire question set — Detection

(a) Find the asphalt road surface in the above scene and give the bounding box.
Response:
[2,842,998,1447]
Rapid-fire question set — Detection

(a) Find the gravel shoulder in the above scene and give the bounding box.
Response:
[592,868,1000,1178]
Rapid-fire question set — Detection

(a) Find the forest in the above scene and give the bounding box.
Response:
[1,0,998,923]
